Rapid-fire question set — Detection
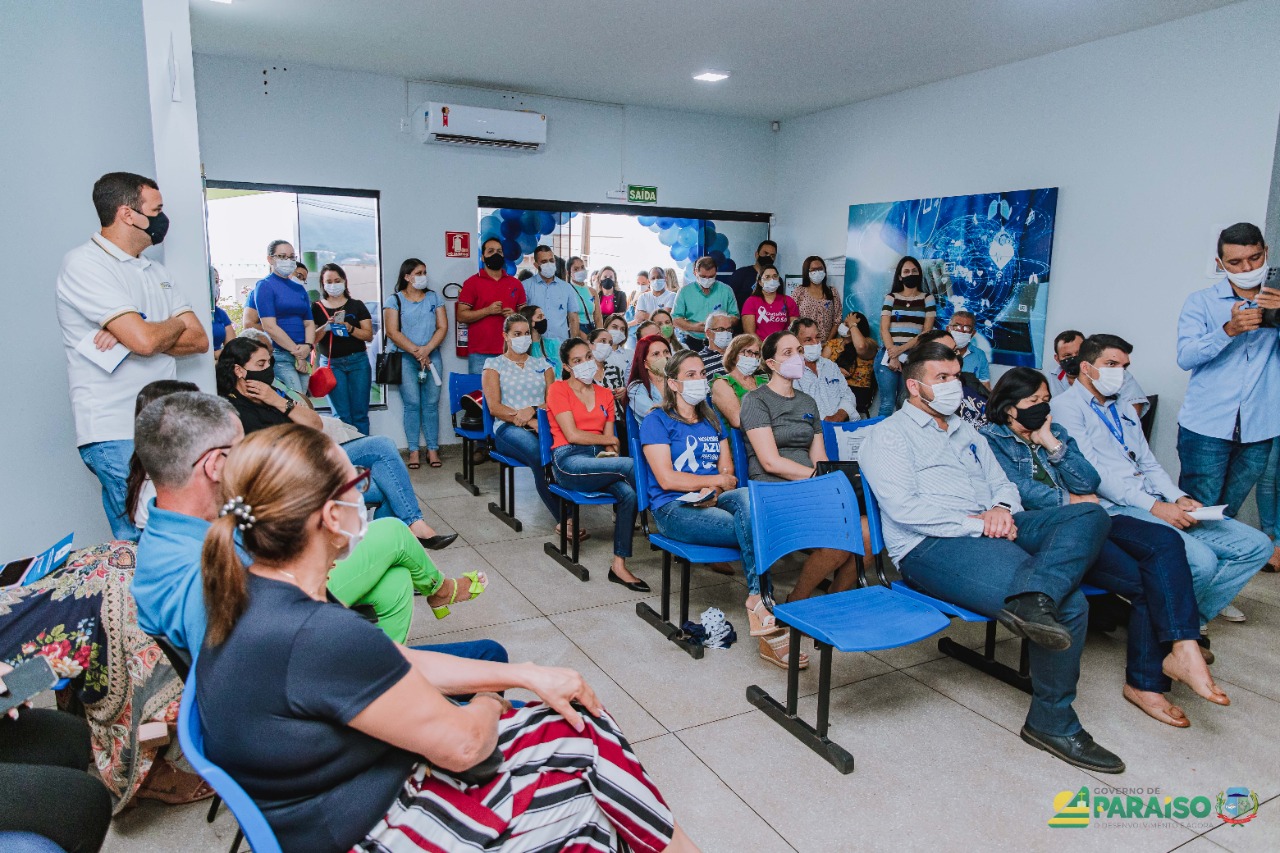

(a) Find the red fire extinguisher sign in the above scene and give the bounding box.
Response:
[445,231,470,258]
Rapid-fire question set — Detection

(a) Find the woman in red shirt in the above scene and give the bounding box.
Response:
[547,339,645,591]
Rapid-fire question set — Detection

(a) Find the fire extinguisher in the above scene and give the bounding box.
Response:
[443,282,467,358]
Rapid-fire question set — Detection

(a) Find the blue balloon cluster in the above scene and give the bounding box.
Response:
[636,216,736,280]
[478,209,580,275]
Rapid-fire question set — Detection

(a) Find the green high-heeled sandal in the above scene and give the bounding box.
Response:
[431,571,487,619]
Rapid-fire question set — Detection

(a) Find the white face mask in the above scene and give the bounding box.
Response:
[713,330,733,349]
[950,330,973,349]
[808,269,826,284]
[679,378,709,404]
[539,262,557,279]
[571,360,598,384]
[509,335,533,355]
[802,343,821,362]
[274,259,297,278]
[411,274,429,290]
[609,328,626,345]
[921,378,963,416]
[837,323,850,338]
[736,355,760,376]
[323,281,345,297]
[1091,365,1126,397]
[650,278,665,292]
[572,269,587,283]
[592,342,612,362]
[332,494,369,561]
[697,275,716,289]
[1220,257,1269,289]
[761,278,780,293]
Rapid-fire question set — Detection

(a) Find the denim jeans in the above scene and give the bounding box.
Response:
[652,488,763,594]
[551,445,637,558]
[408,638,508,664]
[321,351,372,435]
[871,347,901,417]
[341,435,423,526]
[1254,437,1280,539]
[468,351,498,374]
[272,346,306,395]
[1084,514,1201,693]
[1110,505,1271,624]
[1176,425,1273,517]
[494,421,560,520]
[899,503,1110,736]
[79,439,140,541]
[399,351,443,452]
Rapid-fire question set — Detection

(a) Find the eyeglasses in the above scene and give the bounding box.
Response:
[271,253,297,261]
[330,467,371,499]
[191,445,232,468]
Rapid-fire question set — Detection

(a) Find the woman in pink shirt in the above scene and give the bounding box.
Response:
[741,264,797,340]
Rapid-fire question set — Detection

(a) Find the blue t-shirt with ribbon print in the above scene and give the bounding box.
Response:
[639,409,723,510]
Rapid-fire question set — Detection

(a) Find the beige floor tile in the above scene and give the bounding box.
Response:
[1199,795,1280,852]
[104,797,235,853]
[630,734,793,853]
[1237,571,1280,610]
[1201,598,1280,702]
[403,544,543,642]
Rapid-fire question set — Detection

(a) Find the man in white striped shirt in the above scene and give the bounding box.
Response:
[861,342,1123,774]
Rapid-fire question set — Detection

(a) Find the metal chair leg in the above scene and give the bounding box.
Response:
[634,551,702,659]
[543,498,589,581]
[937,620,1032,695]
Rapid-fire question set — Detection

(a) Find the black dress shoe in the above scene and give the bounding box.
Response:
[998,593,1072,650]
[417,534,458,551]
[1020,725,1125,774]
[608,570,650,593]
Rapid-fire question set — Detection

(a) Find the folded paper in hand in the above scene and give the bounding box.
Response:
[75,331,128,373]
[1187,504,1227,522]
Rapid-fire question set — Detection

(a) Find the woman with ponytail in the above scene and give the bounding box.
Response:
[196,424,694,853]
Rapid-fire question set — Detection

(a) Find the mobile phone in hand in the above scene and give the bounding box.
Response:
[0,657,57,716]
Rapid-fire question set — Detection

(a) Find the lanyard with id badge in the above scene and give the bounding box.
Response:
[1090,399,1143,475]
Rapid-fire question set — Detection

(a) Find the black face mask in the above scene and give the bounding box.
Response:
[533,319,549,335]
[1014,401,1051,431]
[244,365,275,386]
[131,208,170,245]
[758,254,775,265]
[483,252,505,271]
[1058,355,1081,377]
[601,278,615,290]
[899,272,922,290]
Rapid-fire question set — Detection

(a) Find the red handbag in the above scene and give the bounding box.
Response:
[308,303,340,397]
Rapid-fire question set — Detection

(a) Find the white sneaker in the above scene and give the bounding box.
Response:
[1219,604,1246,623]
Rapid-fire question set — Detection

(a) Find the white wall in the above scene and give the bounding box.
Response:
[772,0,1280,472]
[0,1,156,553]
[192,55,778,443]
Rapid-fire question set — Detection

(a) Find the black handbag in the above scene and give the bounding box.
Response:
[375,294,403,385]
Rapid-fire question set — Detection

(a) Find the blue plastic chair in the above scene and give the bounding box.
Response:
[745,474,949,773]
[536,408,616,581]
[448,372,485,496]
[628,415,741,660]
[820,417,884,463]
[727,427,750,488]
[482,398,527,532]
[177,670,282,853]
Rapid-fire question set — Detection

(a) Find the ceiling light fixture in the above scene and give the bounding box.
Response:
[693,70,730,83]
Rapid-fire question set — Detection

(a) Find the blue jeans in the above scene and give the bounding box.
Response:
[899,503,1110,736]
[1254,437,1280,539]
[78,440,139,541]
[1111,505,1270,624]
[272,346,306,395]
[399,351,443,452]
[322,351,372,435]
[871,347,901,417]
[409,638,508,663]
[341,435,423,527]
[1176,425,1273,517]
[652,488,763,594]
[494,422,560,520]
[551,445,637,558]
[1085,514,1201,694]
[468,352,498,374]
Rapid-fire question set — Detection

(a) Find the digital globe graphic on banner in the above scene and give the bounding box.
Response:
[844,187,1059,368]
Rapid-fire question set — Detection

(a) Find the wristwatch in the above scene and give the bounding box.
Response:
[994,501,1013,513]
[283,399,297,415]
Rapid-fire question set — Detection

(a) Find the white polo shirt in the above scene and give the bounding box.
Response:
[56,233,193,446]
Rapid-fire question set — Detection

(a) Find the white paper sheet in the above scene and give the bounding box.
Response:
[1188,504,1227,522]
[75,331,128,373]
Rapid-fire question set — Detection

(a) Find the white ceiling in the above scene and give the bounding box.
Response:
[190,0,1245,120]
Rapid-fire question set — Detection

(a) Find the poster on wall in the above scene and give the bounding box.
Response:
[844,187,1058,368]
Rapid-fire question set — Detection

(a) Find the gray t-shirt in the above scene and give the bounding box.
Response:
[739,384,821,482]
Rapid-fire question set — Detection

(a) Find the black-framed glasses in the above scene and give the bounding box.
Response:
[191,445,232,468]
[331,467,371,499]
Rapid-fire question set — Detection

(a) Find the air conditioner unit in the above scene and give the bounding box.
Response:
[416,102,547,151]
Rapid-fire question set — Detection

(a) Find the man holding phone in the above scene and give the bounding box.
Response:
[1175,223,1280,580]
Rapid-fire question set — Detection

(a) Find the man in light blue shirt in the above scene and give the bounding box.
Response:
[946,310,991,392]
[861,342,1121,773]
[523,244,580,342]
[1176,223,1280,523]
[1052,334,1271,626]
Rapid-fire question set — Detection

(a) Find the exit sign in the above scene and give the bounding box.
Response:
[628,185,658,204]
